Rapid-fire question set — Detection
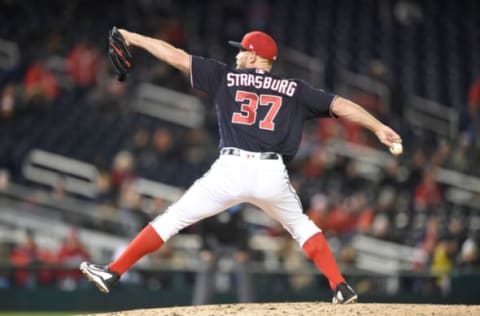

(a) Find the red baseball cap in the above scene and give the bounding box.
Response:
[228,31,278,61]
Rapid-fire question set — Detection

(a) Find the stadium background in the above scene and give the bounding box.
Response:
[0,0,479,312]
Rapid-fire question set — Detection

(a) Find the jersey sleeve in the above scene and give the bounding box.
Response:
[298,81,337,119]
[190,55,228,96]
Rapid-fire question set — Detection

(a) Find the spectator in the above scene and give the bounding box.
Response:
[457,237,480,271]
[301,146,328,180]
[327,197,359,240]
[23,59,59,110]
[414,168,443,212]
[152,127,177,162]
[66,41,101,90]
[93,169,115,204]
[128,128,158,176]
[110,150,136,194]
[431,235,457,293]
[370,212,391,241]
[9,230,56,288]
[130,128,151,157]
[56,229,91,290]
[150,127,182,182]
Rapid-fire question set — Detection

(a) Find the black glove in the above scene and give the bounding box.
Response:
[108,26,133,82]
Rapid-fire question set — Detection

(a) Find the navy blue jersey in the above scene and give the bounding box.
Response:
[190,55,336,161]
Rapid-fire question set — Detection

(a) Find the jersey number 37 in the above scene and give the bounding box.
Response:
[232,90,282,131]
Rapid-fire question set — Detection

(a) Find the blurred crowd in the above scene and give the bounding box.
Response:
[1,0,480,295]
[0,229,90,290]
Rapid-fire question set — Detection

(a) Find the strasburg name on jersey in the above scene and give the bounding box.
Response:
[226,72,297,97]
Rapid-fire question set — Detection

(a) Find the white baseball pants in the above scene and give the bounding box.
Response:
[150,147,321,246]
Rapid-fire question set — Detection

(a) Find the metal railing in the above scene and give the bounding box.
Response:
[405,96,459,140]
[134,83,205,128]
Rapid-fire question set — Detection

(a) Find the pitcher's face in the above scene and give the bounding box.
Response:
[235,50,251,69]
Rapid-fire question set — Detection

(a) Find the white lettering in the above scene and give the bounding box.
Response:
[226,72,298,96]
[255,76,263,88]
[263,77,272,89]
[239,74,247,86]
[278,80,289,95]
[227,73,235,86]
[286,81,297,96]
[271,79,280,90]
[248,74,255,86]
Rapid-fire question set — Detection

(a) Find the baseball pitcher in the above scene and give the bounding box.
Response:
[81,28,403,304]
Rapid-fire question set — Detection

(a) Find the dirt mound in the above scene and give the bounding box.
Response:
[80,302,480,316]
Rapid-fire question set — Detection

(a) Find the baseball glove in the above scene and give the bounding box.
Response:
[109,26,133,82]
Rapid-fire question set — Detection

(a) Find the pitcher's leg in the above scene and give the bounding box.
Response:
[110,159,238,277]
[109,224,164,275]
[259,194,346,291]
[150,178,239,241]
[302,232,345,289]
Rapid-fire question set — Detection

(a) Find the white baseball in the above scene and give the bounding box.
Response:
[389,142,403,155]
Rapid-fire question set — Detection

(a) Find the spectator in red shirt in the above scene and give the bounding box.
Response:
[414,168,443,212]
[66,42,101,89]
[23,60,59,107]
[9,230,56,288]
[56,229,90,290]
[328,197,359,239]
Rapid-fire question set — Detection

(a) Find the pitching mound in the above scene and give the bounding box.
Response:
[81,302,480,316]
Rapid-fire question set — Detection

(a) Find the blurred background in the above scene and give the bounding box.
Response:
[0,0,479,312]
